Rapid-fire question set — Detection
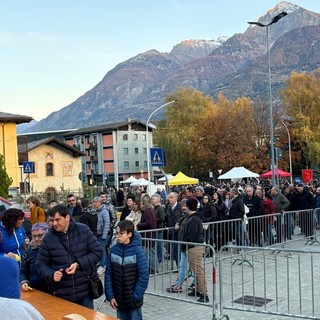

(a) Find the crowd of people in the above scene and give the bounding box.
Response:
[0,179,319,319]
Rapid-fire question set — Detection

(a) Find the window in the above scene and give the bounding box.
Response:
[46,163,54,176]
[135,161,139,167]
[134,147,139,154]
[123,148,129,155]
[124,161,129,169]
[144,161,147,168]
[134,134,138,140]
[143,148,147,154]
[123,134,128,141]
[142,134,146,141]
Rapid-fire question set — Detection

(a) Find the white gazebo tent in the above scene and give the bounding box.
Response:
[158,174,174,182]
[120,175,138,184]
[130,178,149,187]
[218,166,259,180]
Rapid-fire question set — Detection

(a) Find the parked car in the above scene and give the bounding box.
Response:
[0,196,30,218]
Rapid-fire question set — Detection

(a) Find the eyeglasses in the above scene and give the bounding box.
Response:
[32,233,45,239]
[116,231,127,237]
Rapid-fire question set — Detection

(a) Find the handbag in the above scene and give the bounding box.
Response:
[57,235,103,299]
[86,272,104,299]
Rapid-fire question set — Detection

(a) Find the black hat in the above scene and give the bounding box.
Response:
[186,198,198,211]
[297,183,304,187]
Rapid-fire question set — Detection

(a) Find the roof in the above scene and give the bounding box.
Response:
[63,120,148,136]
[0,112,33,124]
[18,137,85,157]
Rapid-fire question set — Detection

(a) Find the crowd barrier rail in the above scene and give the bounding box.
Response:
[139,237,217,320]
[217,245,320,320]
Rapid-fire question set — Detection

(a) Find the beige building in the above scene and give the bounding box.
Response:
[19,137,84,197]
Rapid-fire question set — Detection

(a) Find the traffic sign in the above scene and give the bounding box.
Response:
[23,161,35,174]
[103,172,109,180]
[150,148,165,167]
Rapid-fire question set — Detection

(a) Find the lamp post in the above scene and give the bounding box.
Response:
[281,121,293,184]
[146,100,176,194]
[248,12,287,187]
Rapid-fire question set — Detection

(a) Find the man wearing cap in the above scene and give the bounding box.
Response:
[184,198,209,303]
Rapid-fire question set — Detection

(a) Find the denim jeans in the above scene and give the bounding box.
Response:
[168,230,179,268]
[236,221,248,246]
[98,236,108,267]
[176,251,187,286]
[157,230,163,263]
[117,307,142,320]
[74,296,94,309]
[143,246,158,273]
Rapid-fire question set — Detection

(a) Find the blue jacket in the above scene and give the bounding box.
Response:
[105,231,149,311]
[20,244,50,293]
[36,219,102,302]
[0,222,26,261]
[0,256,20,298]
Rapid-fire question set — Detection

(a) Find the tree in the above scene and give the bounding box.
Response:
[0,154,13,198]
[280,69,320,166]
[153,88,215,175]
[190,94,266,174]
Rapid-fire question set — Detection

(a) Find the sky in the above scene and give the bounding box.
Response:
[1,0,319,121]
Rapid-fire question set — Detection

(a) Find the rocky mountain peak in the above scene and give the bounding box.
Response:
[22,2,320,133]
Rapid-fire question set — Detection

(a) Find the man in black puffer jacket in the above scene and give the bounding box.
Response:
[36,204,102,309]
[228,188,247,246]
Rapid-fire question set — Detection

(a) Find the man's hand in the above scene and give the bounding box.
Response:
[21,282,31,292]
[53,269,64,282]
[109,298,118,310]
[65,262,78,275]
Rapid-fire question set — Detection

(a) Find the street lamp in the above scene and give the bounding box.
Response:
[248,11,287,187]
[146,100,176,194]
[281,121,293,184]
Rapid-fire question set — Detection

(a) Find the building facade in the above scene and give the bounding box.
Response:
[18,138,84,198]
[63,120,153,189]
[0,112,33,188]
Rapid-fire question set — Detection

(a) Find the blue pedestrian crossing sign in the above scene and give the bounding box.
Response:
[23,161,35,174]
[150,148,165,167]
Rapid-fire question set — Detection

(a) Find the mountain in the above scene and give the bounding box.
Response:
[24,1,320,133]
[17,120,38,133]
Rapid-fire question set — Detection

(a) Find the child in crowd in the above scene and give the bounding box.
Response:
[105,220,149,320]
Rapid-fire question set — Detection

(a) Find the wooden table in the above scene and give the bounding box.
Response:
[21,290,118,320]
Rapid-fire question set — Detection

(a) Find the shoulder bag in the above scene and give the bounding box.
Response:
[57,235,103,299]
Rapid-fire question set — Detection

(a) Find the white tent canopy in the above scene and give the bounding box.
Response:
[158,174,174,182]
[120,175,138,184]
[130,178,149,187]
[218,166,259,180]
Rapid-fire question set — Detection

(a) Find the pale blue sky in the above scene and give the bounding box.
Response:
[1,0,319,120]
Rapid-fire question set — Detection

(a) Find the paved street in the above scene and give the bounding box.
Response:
[95,238,320,320]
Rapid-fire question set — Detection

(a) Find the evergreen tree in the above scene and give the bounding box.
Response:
[0,154,13,198]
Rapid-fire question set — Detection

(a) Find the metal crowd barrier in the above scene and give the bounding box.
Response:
[217,245,320,320]
[139,237,217,319]
[202,209,319,253]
